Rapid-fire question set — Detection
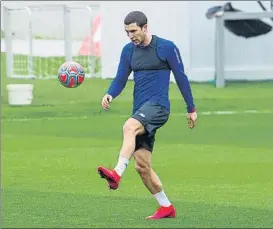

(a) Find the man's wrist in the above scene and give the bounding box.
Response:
[187,106,196,113]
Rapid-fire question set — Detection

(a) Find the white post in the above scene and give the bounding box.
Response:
[215,15,225,88]
[24,7,34,79]
[86,6,95,78]
[3,6,13,78]
[63,5,72,62]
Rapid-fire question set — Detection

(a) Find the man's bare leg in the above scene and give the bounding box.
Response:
[134,147,176,219]
[113,118,145,176]
[97,118,145,188]
[134,148,171,205]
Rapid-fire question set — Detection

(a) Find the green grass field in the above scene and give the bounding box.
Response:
[1,55,273,228]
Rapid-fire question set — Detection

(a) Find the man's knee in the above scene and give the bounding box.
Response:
[123,118,145,136]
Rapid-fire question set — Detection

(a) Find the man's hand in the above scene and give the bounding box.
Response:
[187,111,197,129]
[101,94,113,110]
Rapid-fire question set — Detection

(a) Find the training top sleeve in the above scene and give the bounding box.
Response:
[107,44,132,98]
[165,42,195,113]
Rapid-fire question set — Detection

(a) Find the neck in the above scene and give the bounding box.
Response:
[142,34,152,46]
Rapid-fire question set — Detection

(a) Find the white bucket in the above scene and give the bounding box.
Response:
[7,84,34,105]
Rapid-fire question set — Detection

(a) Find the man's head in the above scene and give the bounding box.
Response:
[124,11,148,45]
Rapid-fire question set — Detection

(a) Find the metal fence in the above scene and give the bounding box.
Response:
[3,3,101,79]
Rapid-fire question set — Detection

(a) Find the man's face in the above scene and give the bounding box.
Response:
[125,23,147,45]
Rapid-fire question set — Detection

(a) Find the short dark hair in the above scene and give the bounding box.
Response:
[124,11,147,28]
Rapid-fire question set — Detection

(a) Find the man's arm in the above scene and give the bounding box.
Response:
[166,42,195,113]
[107,45,132,98]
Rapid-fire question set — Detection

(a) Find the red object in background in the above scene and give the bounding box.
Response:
[78,13,101,57]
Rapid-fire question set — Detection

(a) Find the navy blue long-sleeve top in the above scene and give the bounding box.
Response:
[107,35,195,114]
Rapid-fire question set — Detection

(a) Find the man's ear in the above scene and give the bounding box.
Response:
[142,24,148,32]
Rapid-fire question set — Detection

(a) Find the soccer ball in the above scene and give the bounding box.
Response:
[58,61,85,88]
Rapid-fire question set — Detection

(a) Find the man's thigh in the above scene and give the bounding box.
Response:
[133,147,152,166]
[132,101,170,138]
[135,133,155,152]
[132,101,169,152]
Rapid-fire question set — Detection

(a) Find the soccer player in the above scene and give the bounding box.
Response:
[97,11,197,220]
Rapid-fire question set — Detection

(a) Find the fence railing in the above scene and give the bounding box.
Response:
[3,3,101,79]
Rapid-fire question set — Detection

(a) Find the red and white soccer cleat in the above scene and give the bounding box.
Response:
[97,166,121,190]
[145,205,176,220]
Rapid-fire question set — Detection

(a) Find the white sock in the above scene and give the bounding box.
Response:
[114,156,129,177]
[153,190,171,207]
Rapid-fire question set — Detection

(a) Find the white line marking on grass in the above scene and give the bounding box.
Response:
[2,116,89,122]
[170,110,272,117]
[2,110,272,122]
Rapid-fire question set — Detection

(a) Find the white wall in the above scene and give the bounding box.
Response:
[100,1,191,81]
[101,1,273,82]
[188,1,273,81]
[1,1,101,40]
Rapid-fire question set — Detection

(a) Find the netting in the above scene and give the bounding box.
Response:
[3,4,101,79]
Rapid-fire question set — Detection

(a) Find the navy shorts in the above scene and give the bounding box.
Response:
[132,101,170,152]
